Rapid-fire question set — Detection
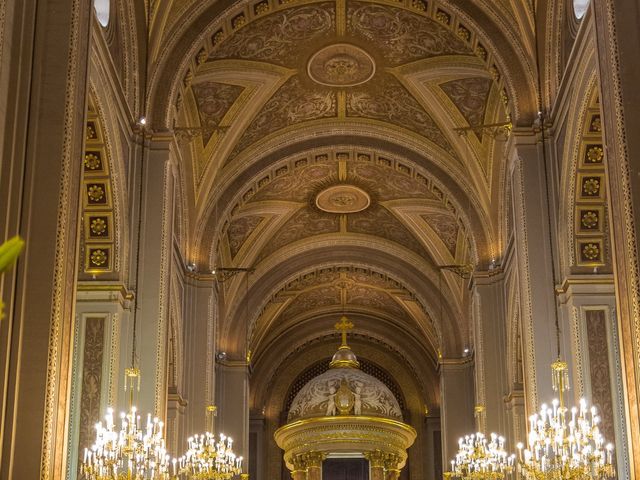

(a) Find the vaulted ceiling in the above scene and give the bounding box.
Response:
[145,0,539,368]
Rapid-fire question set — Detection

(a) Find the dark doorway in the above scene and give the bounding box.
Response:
[322,458,369,480]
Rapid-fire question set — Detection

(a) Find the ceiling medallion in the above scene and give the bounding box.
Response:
[307,43,376,87]
[316,184,371,214]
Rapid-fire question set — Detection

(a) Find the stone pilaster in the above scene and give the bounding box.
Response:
[471,272,510,439]
[508,131,560,412]
[128,134,175,418]
[181,275,216,444]
[592,0,640,474]
[216,361,250,460]
[439,359,474,466]
[0,0,92,477]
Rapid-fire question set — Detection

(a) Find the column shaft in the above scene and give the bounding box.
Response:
[0,0,92,477]
[593,0,640,474]
[439,360,474,466]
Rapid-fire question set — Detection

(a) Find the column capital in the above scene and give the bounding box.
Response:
[302,451,325,468]
[365,450,386,468]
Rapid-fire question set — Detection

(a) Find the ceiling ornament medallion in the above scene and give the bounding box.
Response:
[307,43,376,87]
[316,184,371,214]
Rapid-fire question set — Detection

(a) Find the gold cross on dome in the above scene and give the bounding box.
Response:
[335,316,354,347]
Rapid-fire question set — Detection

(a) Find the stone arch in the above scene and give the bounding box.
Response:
[146,0,537,130]
[558,67,609,274]
[79,90,128,279]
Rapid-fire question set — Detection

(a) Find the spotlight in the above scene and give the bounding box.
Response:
[216,352,227,361]
[138,116,147,125]
[186,262,196,272]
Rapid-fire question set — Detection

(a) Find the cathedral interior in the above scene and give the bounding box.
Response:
[1,0,640,479]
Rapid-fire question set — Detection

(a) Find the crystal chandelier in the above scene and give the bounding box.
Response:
[445,406,515,480]
[174,405,243,480]
[81,368,172,480]
[517,359,615,480]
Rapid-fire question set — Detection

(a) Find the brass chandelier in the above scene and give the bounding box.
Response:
[516,360,615,480]
[174,406,244,479]
[80,369,172,480]
[445,407,515,480]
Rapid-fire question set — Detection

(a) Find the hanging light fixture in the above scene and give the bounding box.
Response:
[445,406,516,479]
[516,359,615,480]
[175,405,243,479]
[517,31,616,473]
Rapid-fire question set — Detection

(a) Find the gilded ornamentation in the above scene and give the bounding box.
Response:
[77,317,105,470]
[580,210,599,229]
[231,75,337,157]
[315,184,371,213]
[86,121,98,140]
[585,310,616,443]
[89,249,108,266]
[581,242,600,261]
[84,152,102,170]
[87,184,105,203]
[347,204,429,257]
[421,212,459,255]
[227,215,264,258]
[435,9,451,25]
[307,43,376,87]
[89,217,108,236]
[589,115,602,132]
[585,145,604,164]
[582,177,601,196]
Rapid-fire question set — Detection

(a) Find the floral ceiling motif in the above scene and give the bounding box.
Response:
[227,214,264,258]
[208,3,335,65]
[219,150,468,265]
[439,77,493,140]
[420,212,460,256]
[346,73,456,155]
[347,2,472,65]
[230,75,337,157]
[191,81,244,144]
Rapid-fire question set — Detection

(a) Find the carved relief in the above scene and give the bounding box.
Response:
[288,368,402,421]
[77,318,105,470]
[585,310,615,443]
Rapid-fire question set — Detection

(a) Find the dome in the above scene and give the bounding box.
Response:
[287,367,403,421]
[287,317,402,422]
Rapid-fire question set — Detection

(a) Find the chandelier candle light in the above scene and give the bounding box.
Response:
[80,369,173,480]
[445,406,515,480]
[175,405,243,479]
[517,359,615,479]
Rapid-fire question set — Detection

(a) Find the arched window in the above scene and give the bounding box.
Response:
[573,0,590,19]
[93,0,110,27]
